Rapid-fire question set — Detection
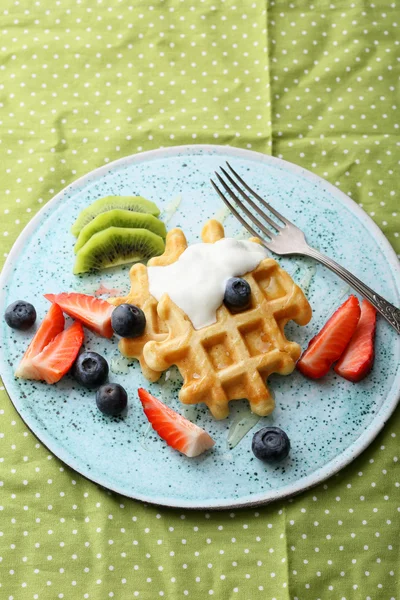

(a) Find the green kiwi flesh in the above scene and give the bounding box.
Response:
[71,196,160,237]
[73,227,165,274]
[74,210,167,253]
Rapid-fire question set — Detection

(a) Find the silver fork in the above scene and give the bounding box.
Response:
[211,162,400,335]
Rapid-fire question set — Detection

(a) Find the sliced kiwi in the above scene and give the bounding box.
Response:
[71,196,160,237]
[73,227,165,274]
[74,210,167,253]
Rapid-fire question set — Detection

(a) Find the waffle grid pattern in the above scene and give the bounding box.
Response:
[144,257,311,419]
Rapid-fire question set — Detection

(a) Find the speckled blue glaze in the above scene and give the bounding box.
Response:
[0,145,399,509]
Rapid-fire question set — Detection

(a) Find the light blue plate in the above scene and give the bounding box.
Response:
[0,145,399,509]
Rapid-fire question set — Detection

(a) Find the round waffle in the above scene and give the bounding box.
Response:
[143,220,312,419]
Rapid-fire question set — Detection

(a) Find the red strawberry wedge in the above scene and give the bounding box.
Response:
[334,300,377,382]
[31,321,84,384]
[297,295,361,379]
[15,303,65,380]
[138,388,215,458]
[45,292,114,338]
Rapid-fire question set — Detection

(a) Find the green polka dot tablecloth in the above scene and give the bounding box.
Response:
[0,1,399,598]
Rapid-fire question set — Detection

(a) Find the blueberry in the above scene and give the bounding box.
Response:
[96,383,128,416]
[252,427,291,462]
[224,277,251,311]
[5,300,36,330]
[73,351,109,389]
[111,304,146,338]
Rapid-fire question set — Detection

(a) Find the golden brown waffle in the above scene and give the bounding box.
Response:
[143,220,312,419]
[108,228,187,381]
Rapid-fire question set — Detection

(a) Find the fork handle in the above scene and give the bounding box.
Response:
[304,246,400,334]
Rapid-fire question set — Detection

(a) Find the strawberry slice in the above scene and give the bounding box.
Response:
[45,292,114,338]
[334,300,377,382]
[15,303,65,380]
[31,321,84,384]
[138,388,215,458]
[297,295,361,379]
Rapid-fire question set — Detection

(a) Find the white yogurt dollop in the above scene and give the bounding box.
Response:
[147,238,268,330]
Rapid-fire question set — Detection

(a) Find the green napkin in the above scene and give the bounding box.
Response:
[0,1,398,598]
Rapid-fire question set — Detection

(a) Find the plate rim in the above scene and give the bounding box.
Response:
[0,143,399,510]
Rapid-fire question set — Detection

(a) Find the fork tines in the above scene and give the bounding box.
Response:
[210,162,291,242]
